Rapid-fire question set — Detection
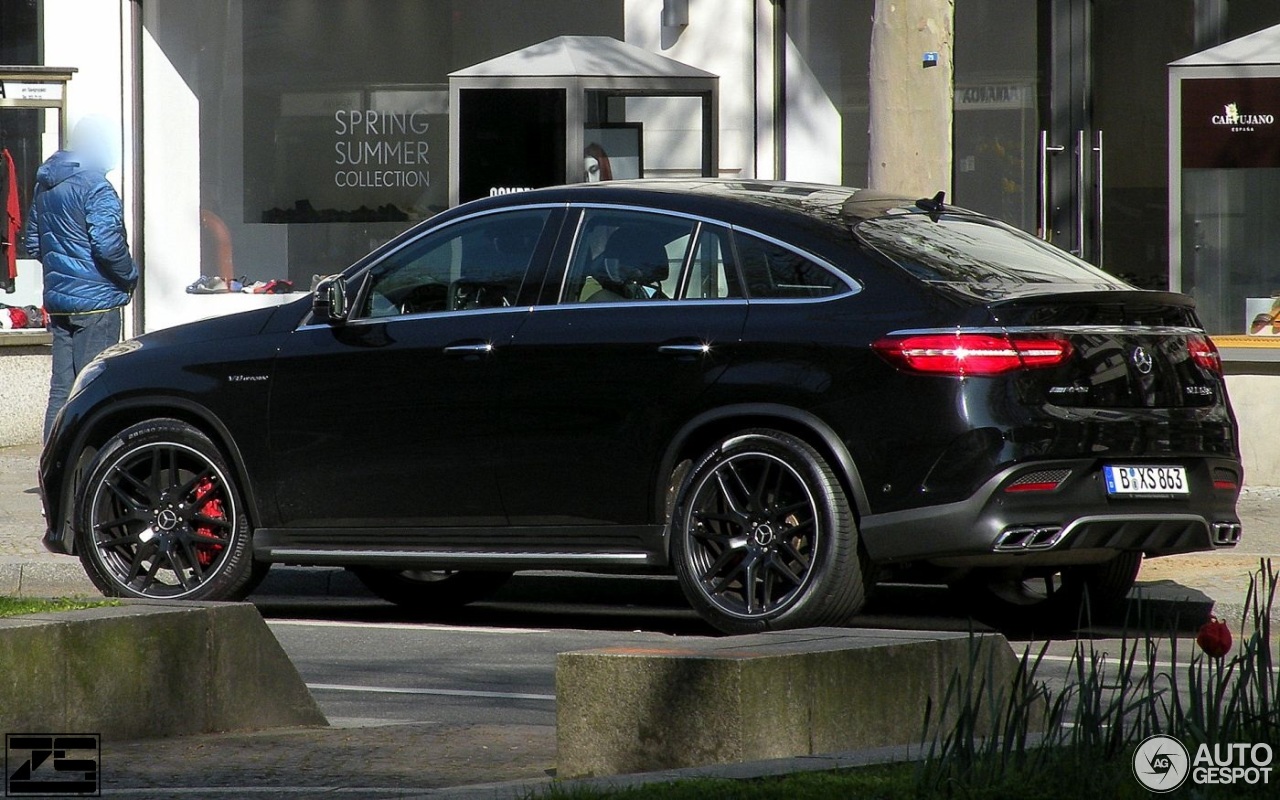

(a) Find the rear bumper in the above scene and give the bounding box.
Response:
[859,456,1242,566]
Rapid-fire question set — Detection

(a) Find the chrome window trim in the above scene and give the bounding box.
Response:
[673,219,702,300]
[556,208,590,304]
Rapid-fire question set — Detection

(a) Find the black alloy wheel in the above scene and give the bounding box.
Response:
[673,429,868,634]
[953,551,1143,632]
[75,419,257,600]
[349,568,512,610]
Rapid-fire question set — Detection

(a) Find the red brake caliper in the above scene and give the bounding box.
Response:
[192,477,226,566]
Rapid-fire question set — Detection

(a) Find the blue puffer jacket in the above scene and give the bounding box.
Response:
[22,150,138,314]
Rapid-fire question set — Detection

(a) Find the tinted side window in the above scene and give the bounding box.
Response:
[562,210,694,303]
[359,209,550,318]
[682,224,742,300]
[735,232,845,299]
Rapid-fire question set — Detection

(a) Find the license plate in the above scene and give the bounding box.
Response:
[1103,465,1189,496]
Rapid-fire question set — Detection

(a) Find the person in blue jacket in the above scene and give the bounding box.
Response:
[23,116,138,441]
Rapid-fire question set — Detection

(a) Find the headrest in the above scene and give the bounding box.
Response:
[600,229,670,283]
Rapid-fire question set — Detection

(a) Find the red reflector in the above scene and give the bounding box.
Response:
[1005,482,1062,493]
[1188,335,1223,373]
[1213,480,1238,491]
[873,333,1072,376]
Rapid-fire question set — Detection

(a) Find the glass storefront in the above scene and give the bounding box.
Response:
[953,1,1037,233]
[46,0,1280,347]
[142,0,622,299]
[0,1,44,301]
[1177,72,1280,339]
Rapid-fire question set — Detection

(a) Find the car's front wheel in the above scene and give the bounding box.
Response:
[75,419,257,600]
[672,429,868,634]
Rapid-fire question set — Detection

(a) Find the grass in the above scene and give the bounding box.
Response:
[0,596,119,618]
[531,559,1280,799]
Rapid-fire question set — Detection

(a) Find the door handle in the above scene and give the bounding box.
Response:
[443,341,494,357]
[658,342,711,357]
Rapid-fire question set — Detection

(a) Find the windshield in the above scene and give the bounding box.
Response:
[856,212,1130,296]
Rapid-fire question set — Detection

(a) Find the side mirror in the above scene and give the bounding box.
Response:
[312,275,349,323]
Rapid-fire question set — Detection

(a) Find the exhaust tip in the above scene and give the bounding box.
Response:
[994,525,1066,552]
[1210,521,1242,548]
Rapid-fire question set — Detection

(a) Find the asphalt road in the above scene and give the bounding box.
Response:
[253,571,1221,732]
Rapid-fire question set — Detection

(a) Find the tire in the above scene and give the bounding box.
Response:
[349,568,512,610]
[953,551,1142,632]
[75,418,257,601]
[672,429,868,634]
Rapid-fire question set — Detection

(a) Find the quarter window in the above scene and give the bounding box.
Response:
[735,232,845,299]
[358,210,549,318]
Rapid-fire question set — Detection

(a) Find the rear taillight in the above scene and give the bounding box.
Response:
[872,332,1073,376]
[1188,334,1223,373]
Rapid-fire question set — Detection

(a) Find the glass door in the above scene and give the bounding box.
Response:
[1090,0,1197,288]
[1039,0,1103,265]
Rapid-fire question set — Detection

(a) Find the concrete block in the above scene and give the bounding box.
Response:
[557,628,1029,778]
[0,601,326,741]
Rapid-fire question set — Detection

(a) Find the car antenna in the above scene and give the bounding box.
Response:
[915,190,946,222]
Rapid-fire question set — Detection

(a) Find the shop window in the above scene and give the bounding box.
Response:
[142,0,621,310]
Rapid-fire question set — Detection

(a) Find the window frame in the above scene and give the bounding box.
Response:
[342,205,562,325]
[544,203,860,309]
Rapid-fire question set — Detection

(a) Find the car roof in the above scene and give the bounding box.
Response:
[454,179,934,229]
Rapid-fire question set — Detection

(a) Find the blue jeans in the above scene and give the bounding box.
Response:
[46,309,123,441]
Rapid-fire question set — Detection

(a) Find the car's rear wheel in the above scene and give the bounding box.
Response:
[953,551,1142,631]
[349,568,512,610]
[672,429,868,634]
[75,419,257,600]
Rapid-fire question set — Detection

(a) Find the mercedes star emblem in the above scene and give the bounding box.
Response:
[1132,346,1154,375]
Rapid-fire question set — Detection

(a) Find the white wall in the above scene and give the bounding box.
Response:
[625,0,757,178]
[625,0,841,183]
[1224,375,1280,486]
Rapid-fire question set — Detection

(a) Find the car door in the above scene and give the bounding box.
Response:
[498,207,749,535]
[267,207,558,530]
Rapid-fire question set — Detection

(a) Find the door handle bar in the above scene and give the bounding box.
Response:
[443,342,494,356]
[1038,130,1065,240]
[658,343,711,356]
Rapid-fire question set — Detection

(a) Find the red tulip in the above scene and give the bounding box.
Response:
[1196,616,1232,658]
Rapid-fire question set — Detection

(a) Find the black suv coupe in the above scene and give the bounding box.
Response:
[39,180,1243,633]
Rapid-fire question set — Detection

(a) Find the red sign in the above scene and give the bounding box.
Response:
[1182,77,1280,169]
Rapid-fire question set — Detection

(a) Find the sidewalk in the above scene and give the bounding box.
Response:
[3,441,1278,799]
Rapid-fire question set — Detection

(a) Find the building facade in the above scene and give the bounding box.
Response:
[2,0,1278,333]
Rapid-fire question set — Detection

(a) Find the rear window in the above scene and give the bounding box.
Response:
[856,213,1129,292]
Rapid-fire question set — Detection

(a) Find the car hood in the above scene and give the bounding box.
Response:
[132,299,306,349]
